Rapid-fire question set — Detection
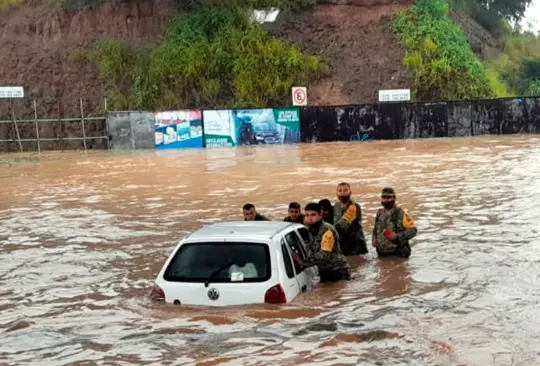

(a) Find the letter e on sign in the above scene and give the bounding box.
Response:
[292,87,307,106]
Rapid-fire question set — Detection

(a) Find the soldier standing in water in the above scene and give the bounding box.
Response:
[243,203,270,221]
[319,199,334,224]
[302,202,350,282]
[283,202,304,223]
[333,182,368,255]
[372,187,417,258]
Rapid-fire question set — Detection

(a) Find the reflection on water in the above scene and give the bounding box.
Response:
[1,135,540,365]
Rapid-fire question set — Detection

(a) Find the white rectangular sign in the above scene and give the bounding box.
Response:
[0,86,24,99]
[378,89,410,102]
[292,86,307,106]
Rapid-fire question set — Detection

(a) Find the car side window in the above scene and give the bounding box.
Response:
[281,241,295,279]
[296,227,311,254]
[284,232,308,259]
[297,227,310,244]
[284,232,308,274]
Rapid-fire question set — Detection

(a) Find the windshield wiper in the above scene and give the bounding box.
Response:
[204,261,234,288]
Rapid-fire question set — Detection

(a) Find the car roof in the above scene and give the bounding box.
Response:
[183,221,302,243]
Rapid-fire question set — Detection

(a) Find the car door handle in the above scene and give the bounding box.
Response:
[301,285,307,292]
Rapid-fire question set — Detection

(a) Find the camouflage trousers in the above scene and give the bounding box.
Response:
[376,243,411,258]
[341,240,368,256]
[319,267,351,282]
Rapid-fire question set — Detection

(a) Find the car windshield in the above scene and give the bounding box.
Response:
[253,123,274,133]
[163,242,271,283]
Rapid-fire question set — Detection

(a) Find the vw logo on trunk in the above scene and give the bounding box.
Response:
[207,288,220,301]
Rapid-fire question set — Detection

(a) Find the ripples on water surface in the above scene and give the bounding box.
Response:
[1,135,540,365]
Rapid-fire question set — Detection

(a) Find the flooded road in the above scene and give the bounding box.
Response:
[1,135,540,365]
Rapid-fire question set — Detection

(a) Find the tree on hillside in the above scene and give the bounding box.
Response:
[476,0,533,22]
[518,57,540,94]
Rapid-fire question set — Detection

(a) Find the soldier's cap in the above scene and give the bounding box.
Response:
[381,187,396,197]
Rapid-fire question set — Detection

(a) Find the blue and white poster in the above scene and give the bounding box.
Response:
[154,110,203,149]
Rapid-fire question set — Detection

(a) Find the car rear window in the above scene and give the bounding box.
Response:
[163,242,271,283]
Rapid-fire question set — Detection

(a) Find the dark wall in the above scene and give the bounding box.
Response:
[299,97,540,142]
[4,96,540,153]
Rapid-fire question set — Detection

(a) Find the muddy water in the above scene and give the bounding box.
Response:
[1,136,540,365]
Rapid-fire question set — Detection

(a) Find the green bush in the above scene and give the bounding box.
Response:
[484,65,512,97]
[525,79,540,95]
[0,0,21,10]
[393,0,493,101]
[516,57,540,95]
[85,7,329,110]
[485,30,540,96]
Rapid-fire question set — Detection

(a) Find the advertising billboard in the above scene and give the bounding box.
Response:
[154,110,203,149]
[202,108,301,148]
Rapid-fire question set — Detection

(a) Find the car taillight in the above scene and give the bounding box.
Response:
[150,284,165,301]
[264,284,286,304]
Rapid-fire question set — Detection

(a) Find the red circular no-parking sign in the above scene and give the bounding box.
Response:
[292,87,307,105]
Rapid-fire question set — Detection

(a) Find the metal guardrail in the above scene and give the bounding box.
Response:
[0,99,109,153]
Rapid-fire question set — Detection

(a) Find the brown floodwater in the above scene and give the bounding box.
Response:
[1,135,540,365]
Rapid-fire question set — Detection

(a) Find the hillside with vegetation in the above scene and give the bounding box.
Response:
[392,0,540,101]
[74,0,416,110]
[0,0,413,116]
[0,0,538,118]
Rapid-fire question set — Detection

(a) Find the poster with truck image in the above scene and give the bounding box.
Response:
[154,110,203,149]
[202,108,301,148]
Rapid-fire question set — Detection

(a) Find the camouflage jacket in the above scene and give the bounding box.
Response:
[373,206,417,254]
[306,221,349,273]
[333,199,367,254]
[283,214,304,224]
[254,213,270,221]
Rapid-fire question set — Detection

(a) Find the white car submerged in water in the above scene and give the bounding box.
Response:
[150,221,319,306]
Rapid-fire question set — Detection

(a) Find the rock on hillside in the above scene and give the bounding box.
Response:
[0,0,413,122]
[449,10,503,59]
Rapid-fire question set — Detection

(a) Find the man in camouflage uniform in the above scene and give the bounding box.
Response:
[372,187,417,258]
[333,182,368,255]
[283,202,304,224]
[243,203,270,221]
[302,202,350,282]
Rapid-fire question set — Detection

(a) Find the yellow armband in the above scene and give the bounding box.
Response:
[342,204,357,224]
[321,230,335,252]
[402,211,416,229]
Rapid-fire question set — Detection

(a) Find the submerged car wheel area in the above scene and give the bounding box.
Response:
[150,221,319,306]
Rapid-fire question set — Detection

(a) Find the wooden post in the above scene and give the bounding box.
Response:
[33,100,41,154]
[79,98,87,151]
[11,101,22,152]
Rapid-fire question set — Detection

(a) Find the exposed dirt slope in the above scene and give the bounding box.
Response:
[269,0,414,105]
[0,0,174,151]
[0,0,174,121]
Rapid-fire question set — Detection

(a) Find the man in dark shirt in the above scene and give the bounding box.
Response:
[319,199,334,224]
[243,203,270,221]
[283,202,304,223]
